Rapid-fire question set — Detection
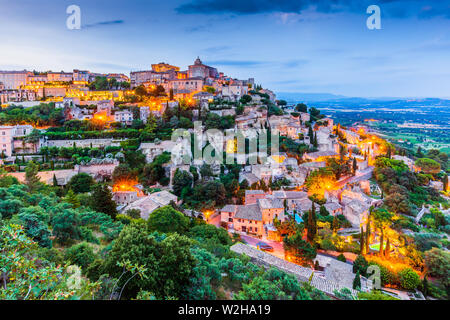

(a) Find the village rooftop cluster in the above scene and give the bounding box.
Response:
[0,58,449,301]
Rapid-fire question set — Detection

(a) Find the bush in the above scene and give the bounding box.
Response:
[337,254,346,263]
[64,242,97,271]
[80,226,99,244]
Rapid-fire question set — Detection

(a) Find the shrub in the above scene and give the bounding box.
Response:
[399,268,421,291]
[64,242,97,271]
[337,253,346,263]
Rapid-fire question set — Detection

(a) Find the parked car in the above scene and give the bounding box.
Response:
[256,242,274,252]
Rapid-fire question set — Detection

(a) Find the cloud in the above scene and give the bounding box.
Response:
[201,46,232,54]
[176,0,450,19]
[281,59,309,68]
[204,60,268,67]
[83,20,125,29]
[185,24,212,33]
[89,62,131,71]
[203,59,309,69]
[350,55,392,65]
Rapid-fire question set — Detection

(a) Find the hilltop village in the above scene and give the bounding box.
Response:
[0,58,449,300]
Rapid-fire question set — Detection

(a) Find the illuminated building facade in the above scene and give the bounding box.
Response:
[0,71,31,89]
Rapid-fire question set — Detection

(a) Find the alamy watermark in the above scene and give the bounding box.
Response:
[67,5,382,31]
[66,5,81,30]
[367,5,382,30]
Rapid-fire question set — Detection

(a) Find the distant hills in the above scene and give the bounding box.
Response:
[276,92,450,106]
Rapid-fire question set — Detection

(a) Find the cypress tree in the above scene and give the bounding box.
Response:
[53,174,58,187]
[360,226,365,254]
[314,260,320,270]
[352,158,357,176]
[353,271,361,290]
[90,184,118,219]
[307,203,317,242]
[308,124,313,139]
[379,227,384,257]
[384,237,390,258]
[417,146,424,158]
[422,275,429,297]
[64,189,80,208]
[332,215,339,232]
[365,220,370,254]
[443,175,448,192]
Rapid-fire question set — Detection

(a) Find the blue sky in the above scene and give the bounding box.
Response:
[0,0,449,98]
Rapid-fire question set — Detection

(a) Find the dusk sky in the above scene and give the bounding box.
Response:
[1,0,449,98]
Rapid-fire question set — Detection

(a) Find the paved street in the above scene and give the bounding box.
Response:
[336,167,374,188]
[240,234,285,259]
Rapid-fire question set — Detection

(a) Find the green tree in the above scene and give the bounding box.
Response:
[306,203,317,243]
[353,271,361,290]
[424,248,450,290]
[284,233,317,267]
[353,255,368,277]
[360,226,365,254]
[51,209,81,244]
[415,158,441,174]
[416,147,424,158]
[18,211,52,248]
[337,254,346,263]
[372,209,393,257]
[172,169,193,197]
[148,205,189,234]
[313,132,318,148]
[0,224,97,300]
[239,94,252,104]
[25,161,41,192]
[103,223,195,299]
[64,189,80,208]
[89,184,118,219]
[295,103,308,113]
[352,157,358,175]
[67,173,95,193]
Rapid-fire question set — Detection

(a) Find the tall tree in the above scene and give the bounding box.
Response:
[384,237,391,258]
[360,226,365,254]
[416,146,424,158]
[64,189,80,208]
[52,174,58,187]
[365,219,370,254]
[25,161,41,192]
[353,271,361,290]
[308,124,313,139]
[89,184,118,219]
[307,203,317,243]
[332,215,339,233]
[283,233,317,267]
[352,158,358,176]
[372,209,393,258]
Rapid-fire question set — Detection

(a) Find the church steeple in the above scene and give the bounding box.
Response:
[194,56,202,65]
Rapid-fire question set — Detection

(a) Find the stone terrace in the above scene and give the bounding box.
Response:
[231,243,360,297]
